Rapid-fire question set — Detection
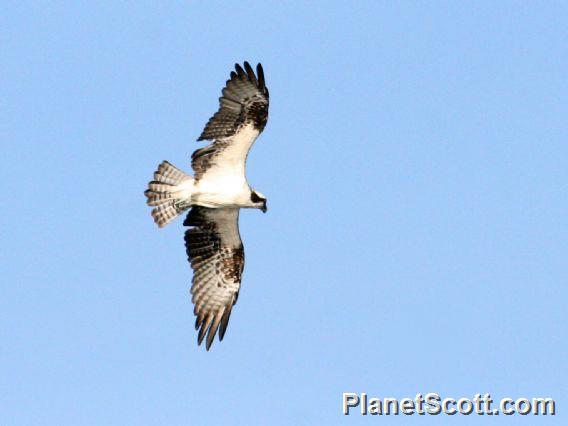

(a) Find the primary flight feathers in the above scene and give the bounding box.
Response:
[197,62,268,141]
[144,61,270,350]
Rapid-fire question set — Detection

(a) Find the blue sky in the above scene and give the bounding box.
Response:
[2,1,566,425]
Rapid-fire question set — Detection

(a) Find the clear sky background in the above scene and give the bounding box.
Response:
[2,1,566,425]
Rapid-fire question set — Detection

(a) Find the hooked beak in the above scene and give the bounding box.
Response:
[261,201,267,213]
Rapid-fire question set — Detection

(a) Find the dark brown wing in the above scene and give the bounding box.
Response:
[198,61,269,141]
[192,62,269,181]
[184,207,244,350]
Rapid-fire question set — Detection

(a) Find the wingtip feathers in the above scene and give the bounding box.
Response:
[193,294,236,350]
[231,61,266,92]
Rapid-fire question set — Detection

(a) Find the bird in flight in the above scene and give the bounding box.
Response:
[144,62,269,350]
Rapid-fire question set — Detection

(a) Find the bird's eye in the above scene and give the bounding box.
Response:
[250,192,262,202]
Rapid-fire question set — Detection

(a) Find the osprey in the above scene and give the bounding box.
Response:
[144,62,269,350]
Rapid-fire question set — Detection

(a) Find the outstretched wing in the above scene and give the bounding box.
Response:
[184,207,244,350]
[192,62,269,181]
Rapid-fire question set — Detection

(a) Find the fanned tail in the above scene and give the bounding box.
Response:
[144,161,194,227]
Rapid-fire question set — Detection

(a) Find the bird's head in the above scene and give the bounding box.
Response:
[250,190,267,213]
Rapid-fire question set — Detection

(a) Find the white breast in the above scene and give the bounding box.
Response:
[192,123,260,207]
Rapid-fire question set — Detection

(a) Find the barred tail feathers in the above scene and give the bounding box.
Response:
[145,161,194,227]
